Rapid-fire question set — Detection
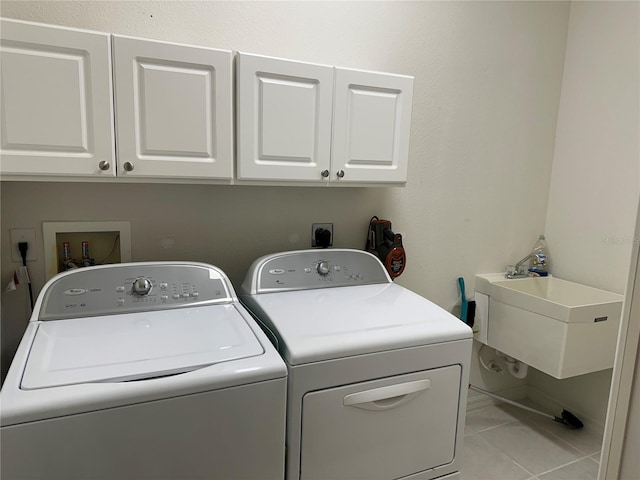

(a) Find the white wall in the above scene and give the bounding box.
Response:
[545,1,640,295]
[602,199,640,480]
[531,1,640,427]
[0,0,570,398]
[619,343,640,479]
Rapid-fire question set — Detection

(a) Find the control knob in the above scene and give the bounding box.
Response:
[317,261,330,276]
[132,277,153,296]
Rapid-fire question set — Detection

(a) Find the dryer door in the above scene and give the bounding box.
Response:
[300,365,461,480]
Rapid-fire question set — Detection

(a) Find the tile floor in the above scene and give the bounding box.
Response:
[462,403,603,480]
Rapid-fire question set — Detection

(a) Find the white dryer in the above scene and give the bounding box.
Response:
[240,249,473,480]
[1,262,287,480]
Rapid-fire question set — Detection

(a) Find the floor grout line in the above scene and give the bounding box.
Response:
[511,458,537,478]
[534,454,597,477]
[467,419,521,434]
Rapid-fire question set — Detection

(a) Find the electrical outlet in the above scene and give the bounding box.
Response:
[311,223,333,248]
[10,228,37,262]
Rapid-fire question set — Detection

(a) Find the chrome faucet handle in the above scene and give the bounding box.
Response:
[505,263,530,279]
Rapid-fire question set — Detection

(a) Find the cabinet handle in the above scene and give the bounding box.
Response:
[98,161,110,171]
[321,169,329,178]
[336,170,345,178]
[123,162,134,172]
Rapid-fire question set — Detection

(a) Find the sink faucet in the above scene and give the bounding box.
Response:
[505,253,540,279]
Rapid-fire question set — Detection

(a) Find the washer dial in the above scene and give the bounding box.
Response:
[132,277,153,296]
[317,261,330,276]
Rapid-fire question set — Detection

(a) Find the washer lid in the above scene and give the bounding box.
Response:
[243,283,472,365]
[21,305,264,390]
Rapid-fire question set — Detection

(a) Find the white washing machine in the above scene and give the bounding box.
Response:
[1,262,287,480]
[240,249,473,480]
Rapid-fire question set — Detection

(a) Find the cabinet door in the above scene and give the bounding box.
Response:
[332,68,413,184]
[112,35,232,179]
[0,19,115,177]
[237,53,333,182]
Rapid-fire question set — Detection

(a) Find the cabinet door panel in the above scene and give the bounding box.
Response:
[113,35,232,179]
[0,19,114,177]
[237,53,333,182]
[332,68,413,184]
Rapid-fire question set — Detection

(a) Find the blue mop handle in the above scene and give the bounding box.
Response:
[458,277,468,323]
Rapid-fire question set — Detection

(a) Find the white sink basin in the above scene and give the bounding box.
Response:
[474,273,624,379]
[476,274,623,323]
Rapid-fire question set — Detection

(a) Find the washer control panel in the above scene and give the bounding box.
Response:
[244,249,391,294]
[39,262,233,320]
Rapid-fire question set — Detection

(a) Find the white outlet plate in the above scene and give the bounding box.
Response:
[10,228,37,262]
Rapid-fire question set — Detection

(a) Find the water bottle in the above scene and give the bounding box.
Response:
[529,234,550,275]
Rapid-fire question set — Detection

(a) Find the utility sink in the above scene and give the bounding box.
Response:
[476,274,623,324]
[474,274,624,379]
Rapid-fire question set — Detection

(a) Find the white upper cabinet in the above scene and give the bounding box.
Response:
[0,18,115,177]
[237,53,414,185]
[1,18,413,186]
[112,35,233,179]
[332,68,414,184]
[236,53,334,182]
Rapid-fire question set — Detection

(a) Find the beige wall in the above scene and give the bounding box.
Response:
[530,1,640,427]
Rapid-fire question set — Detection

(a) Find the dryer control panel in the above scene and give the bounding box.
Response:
[241,249,392,294]
[39,262,234,320]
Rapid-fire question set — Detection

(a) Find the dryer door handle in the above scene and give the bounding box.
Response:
[343,379,431,411]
